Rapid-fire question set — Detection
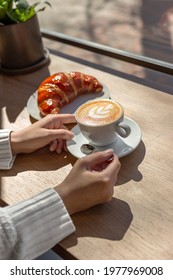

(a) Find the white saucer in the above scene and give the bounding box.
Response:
[67,117,142,158]
[27,84,110,120]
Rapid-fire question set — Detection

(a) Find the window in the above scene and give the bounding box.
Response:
[36,0,173,92]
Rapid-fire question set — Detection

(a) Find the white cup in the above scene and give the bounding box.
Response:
[75,99,131,147]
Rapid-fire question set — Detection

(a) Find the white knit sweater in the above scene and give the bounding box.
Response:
[0,130,75,259]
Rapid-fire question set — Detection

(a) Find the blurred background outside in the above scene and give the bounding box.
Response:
[34,0,173,92]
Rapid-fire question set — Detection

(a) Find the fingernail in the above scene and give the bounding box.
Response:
[49,146,54,152]
[69,132,74,138]
[104,149,114,155]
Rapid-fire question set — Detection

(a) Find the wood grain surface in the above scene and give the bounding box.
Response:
[0,41,173,259]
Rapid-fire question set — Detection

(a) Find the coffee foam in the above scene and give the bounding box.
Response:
[76,100,122,126]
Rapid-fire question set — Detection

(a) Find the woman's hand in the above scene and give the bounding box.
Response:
[10,114,76,155]
[55,149,121,215]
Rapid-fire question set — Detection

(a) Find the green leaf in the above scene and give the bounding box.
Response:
[0,0,13,23]
[0,0,51,24]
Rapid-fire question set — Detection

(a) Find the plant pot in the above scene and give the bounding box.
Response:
[0,14,49,73]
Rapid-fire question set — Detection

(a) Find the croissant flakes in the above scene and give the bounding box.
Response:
[37,71,103,116]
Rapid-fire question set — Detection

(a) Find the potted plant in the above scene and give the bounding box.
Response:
[0,0,51,73]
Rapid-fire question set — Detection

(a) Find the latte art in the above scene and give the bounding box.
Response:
[76,100,122,126]
[88,104,115,119]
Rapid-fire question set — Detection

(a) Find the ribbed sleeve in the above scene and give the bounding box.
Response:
[0,129,16,170]
[0,189,75,260]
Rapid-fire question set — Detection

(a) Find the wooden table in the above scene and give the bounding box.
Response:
[0,39,173,260]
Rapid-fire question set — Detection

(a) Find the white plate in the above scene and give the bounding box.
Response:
[67,117,142,158]
[27,84,110,120]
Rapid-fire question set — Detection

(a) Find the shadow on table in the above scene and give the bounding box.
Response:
[0,148,73,176]
[75,198,133,240]
[118,140,146,185]
[54,197,133,259]
[0,66,50,124]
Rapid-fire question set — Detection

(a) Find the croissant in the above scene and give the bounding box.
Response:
[37,71,103,116]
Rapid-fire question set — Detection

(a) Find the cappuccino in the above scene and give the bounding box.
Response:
[75,99,131,146]
[76,99,122,126]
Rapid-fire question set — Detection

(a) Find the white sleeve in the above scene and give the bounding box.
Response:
[0,188,75,260]
[0,129,16,170]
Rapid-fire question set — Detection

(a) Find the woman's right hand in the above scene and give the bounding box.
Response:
[55,149,121,215]
[10,114,76,155]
